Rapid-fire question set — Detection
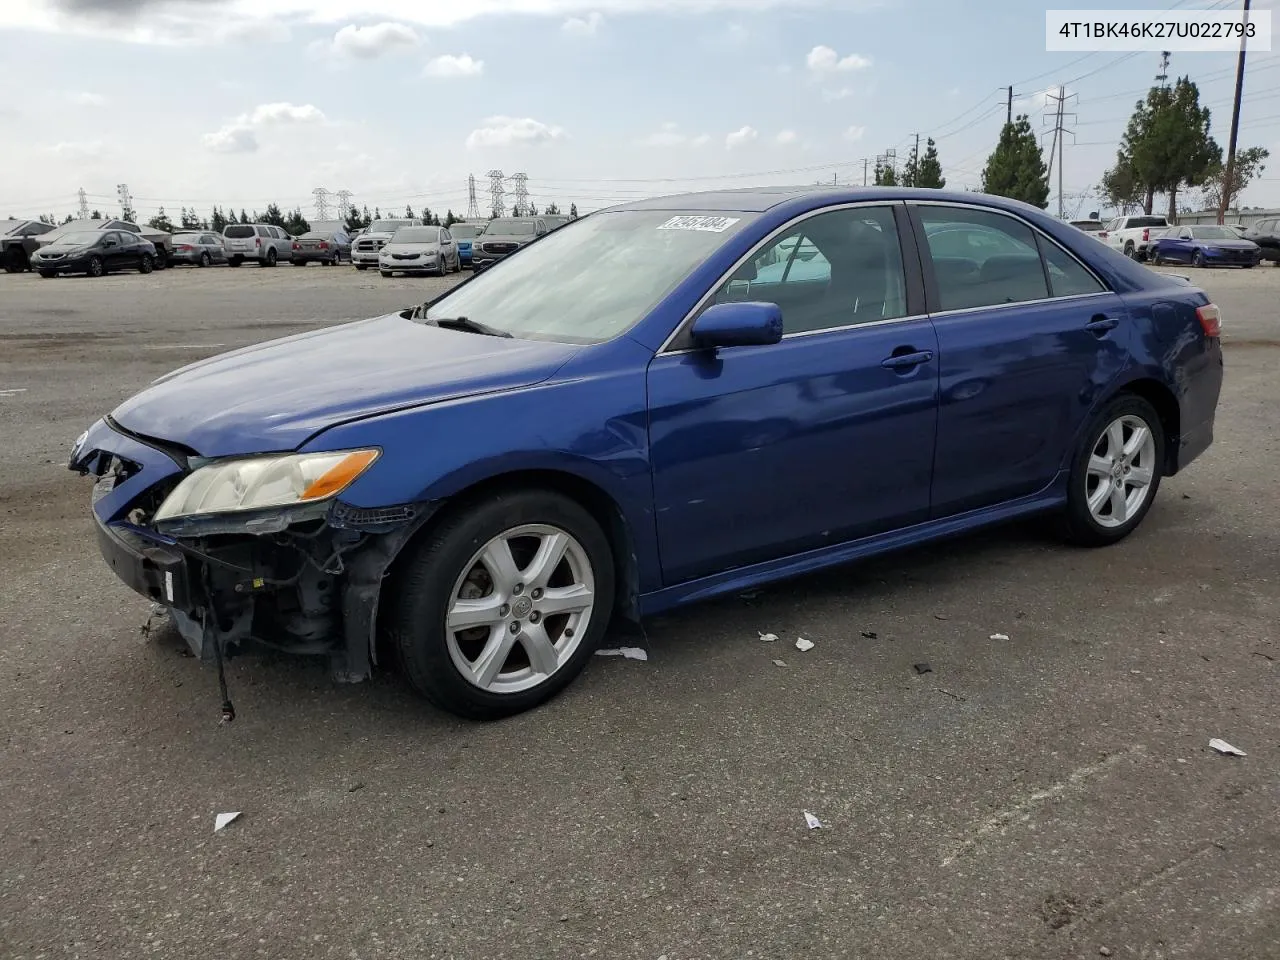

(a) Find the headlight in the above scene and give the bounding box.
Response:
[154,448,379,522]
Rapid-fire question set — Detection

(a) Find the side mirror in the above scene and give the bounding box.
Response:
[690,301,783,350]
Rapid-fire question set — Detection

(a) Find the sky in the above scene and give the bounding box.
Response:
[1,0,1278,224]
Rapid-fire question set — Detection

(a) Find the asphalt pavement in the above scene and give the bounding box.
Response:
[1,261,1278,959]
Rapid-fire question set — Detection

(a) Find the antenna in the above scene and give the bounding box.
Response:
[312,187,331,221]
[466,174,481,219]
[487,170,505,218]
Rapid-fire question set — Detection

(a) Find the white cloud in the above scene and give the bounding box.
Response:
[562,11,604,35]
[466,116,566,149]
[806,44,871,73]
[67,91,105,107]
[775,129,798,145]
[326,22,420,59]
[843,125,866,142]
[1016,85,1073,111]
[202,102,326,154]
[821,87,855,102]
[424,54,484,77]
[725,125,758,149]
[691,133,711,147]
[637,122,712,147]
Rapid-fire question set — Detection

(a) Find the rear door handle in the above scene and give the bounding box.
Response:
[1085,316,1119,334]
[881,349,934,370]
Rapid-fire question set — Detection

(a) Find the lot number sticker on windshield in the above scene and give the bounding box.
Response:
[656,215,742,233]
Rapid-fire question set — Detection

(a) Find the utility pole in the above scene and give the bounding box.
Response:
[1218,0,1251,224]
[863,158,869,186]
[910,132,920,186]
[1006,86,1013,125]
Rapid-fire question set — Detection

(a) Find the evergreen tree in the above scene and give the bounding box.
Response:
[1100,153,1145,214]
[873,162,898,186]
[261,202,286,227]
[147,207,174,233]
[61,213,74,224]
[544,202,560,215]
[404,204,415,220]
[121,204,137,223]
[443,209,457,227]
[916,138,946,188]
[90,209,102,219]
[373,206,382,221]
[180,207,201,229]
[284,206,310,235]
[901,144,919,187]
[239,209,249,224]
[210,207,227,232]
[569,203,579,219]
[344,207,364,233]
[980,115,1049,208]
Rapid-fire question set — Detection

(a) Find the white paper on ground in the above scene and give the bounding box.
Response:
[1209,738,1246,756]
[214,812,242,832]
[759,632,779,643]
[990,633,1010,641]
[596,647,648,661]
[804,811,823,829]
[772,659,787,667]
[795,637,815,652]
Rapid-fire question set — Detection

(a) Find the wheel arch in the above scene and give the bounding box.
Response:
[1106,375,1182,475]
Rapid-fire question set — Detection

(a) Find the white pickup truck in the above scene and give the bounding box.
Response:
[1098,214,1170,261]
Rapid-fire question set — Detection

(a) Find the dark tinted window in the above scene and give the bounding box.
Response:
[224,225,255,238]
[1040,241,1106,298]
[1125,216,1167,229]
[920,208,1048,311]
[711,206,908,334]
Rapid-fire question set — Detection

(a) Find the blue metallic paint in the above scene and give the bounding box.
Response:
[82,186,1224,633]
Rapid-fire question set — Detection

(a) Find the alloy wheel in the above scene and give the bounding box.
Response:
[1085,414,1157,529]
[445,523,596,694]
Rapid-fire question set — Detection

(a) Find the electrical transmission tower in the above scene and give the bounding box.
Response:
[334,190,353,221]
[1042,86,1077,220]
[77,188,89,220]
[312,187,331,221]
[487,170,505,218]
[510,173,529,217]
[116,183,133,219]
[466,175,481,219]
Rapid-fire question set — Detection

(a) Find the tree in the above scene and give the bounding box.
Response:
[1100,152,1145,215]
[284,206,310,235]
[90,209,102,220]
[873,161,898,186]
[147,207,174,233]
[980,114,1049,208]
[121,204,137,223]
[527,203,539,216]
[916,138,946,189]
[1119,74,1220,219]
[544,202,561,215]
[373,206,382,221]
[239,209,249,224]
[180,207,201,229]
[210,207,228,232]
[901,144,919,187]
[260,202,286,227]
[61,213,74,224]
[420,206,435,225]
[1200,145,1267,215]
[443,209,457,227]
[344,207,364,233]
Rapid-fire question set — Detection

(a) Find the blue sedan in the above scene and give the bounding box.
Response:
[1149,224,1262,267]
[70,187,1224,719]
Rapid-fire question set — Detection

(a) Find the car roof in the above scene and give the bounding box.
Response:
[607,185,1063,217]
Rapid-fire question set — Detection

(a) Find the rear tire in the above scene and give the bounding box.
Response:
[389,489,616,720]
[1124,241,1137,259]
[1192,250,1205,268]
[152,247,166,270]
[199,252,211,267]
[263,248,277,267]
[1058,394,1165,547]
[4,248,28,273]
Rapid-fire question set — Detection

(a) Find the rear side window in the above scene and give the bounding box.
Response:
[1125,216,1167,229]
[224,225,254,239]
[919,208,1048,311]
[1039,241,1105,298]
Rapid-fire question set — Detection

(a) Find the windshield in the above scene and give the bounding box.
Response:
[1,220,24,236]
[1190,226,1235,240]
[369,219,415,233]
[50,232,101,247]
[449,224,481,239]
[486,219,537,236]
[421,210,754,344]
[224,225,255,238]
[392,227,438,243]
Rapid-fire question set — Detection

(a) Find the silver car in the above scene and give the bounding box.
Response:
[168,232,227,267]
[291,229,350,266]
[377,225,460,277]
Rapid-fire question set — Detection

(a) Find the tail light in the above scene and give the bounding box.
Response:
[255,237,261,247]
[1142,228,1150,242]
[177,244,193,251]
[292,242,301,250]
[1196,304,1221,337]
[1098,231,1108,239]
[319,242,328,250]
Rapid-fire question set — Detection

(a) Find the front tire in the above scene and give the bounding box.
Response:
[139,254,154,274]
[389,489,616,720]
[380,269,392,277]
[87,256,104,278]
[38,270,55,278]
[355,263,368,271]
[1059,394,1165,547]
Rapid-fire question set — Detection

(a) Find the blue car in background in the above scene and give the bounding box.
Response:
[447,221,483,268]
[1148,224,1262,267]
[70,187,1224,720]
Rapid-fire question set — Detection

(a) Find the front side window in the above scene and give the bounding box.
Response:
[919,207,1048,311]
[422,209,754,344]
[709,206,908,334]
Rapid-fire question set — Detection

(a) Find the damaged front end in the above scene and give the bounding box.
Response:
[70,416,434,693]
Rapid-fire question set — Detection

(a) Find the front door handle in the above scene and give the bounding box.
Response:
[1085,315,1119,335]
[881,349,934,370]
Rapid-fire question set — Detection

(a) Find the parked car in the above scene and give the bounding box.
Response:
[222,223,292,267]
[351,219,420,270]
[37,218,171,269]
[540,214,571,231]
[1244,217,1280,264]
[291,228,351,266]
[378,225,460,277]
[1097,214,1169,260]
[168,232,227,267]
[446,222,483,268]
[70,187,1223,720]
[1068,218,1105,236]
[2,218,57,273]
[472,216,547,270]
[1148,224,1261,267]
[31,229,157,277]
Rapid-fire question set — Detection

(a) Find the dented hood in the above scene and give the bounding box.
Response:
[110,312,579,457]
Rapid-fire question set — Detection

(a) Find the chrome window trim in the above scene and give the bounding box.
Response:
[656,200,910,355]
[909,199,1111,297]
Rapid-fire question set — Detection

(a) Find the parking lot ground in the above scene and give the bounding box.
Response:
[1,264,1278,959]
